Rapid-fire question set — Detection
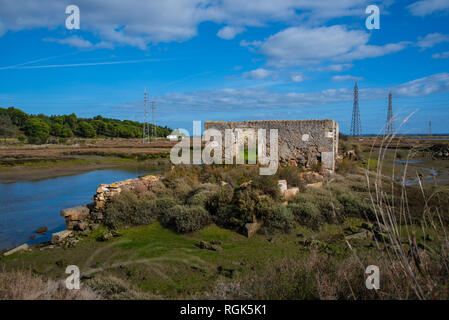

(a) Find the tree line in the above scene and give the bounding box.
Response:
[0,107,172,144]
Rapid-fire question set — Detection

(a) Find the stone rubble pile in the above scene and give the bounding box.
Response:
[90,175,160,221]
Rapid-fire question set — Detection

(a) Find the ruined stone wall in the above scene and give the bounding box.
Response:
[204,119,339,171]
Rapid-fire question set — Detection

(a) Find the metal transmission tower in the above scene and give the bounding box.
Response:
[350,82,362,137]
[151,99,156,141]
[142,88,150,143]
[385,92,394,135]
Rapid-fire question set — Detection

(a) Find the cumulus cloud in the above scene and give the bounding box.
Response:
[432,51,449,59]
[43,36,93,49]
[258,25,409,66]
[311,64,353,72]
[217,26,245,39]
[0,0,388,48]
[243,68,272,80]
[417,33,449,49]
[408,0,449,16]
[332,75,363,82]
[290,72,304,82]
[151,73,449,114]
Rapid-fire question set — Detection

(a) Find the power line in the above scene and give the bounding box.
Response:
[151,99,156,141]
[350,82,362,137]
[142,88,150,143]
[385,92,394,135]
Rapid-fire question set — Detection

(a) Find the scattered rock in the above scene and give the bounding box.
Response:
[217,265,234,278]
[195,241,223,251]
[278,180,287,192]
[51,230,73,244]
[61,206,90,221]
[34,226,48,234]
[29,235,36,240]
[283,187,299,201]
[345,230,372,240]
[244,217,263,238]
[96,230,120,242]
[3,243,29,256]
[306,181,323,188]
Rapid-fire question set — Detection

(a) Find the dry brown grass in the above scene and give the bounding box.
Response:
[0,268,99,300]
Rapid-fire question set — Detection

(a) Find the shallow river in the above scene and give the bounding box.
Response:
[0,168,157,251]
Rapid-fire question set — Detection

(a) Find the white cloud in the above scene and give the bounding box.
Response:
[408,0,449,16]
[290,72,304,82]
[311,64,353,72]
[337,42,410,61]
[43,36,93,49]
[0,0,389,48]
[152,73,449,113]
[258,25,408,66]
[332,75,363,82]
[417,33,449,49]
[217,26,245,39]
[432,51,449,59]
[243,68,272,80]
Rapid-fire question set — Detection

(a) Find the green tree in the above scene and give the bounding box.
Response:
[24,118,50,144]
[78,121,96,137]
[62,127,74,138]
[0,113,14,143]
[7,107,28,127]
[50,123,64,136]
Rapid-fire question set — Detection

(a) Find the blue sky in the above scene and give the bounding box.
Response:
[0,0,448,134]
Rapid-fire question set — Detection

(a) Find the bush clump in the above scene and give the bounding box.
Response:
[288,201,322,230]
[260,204,295,234]
[160,205,212,233]
[103,191,159,229]
[337,192,375,220]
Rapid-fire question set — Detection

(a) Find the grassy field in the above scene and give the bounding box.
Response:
[0,136,448,300]
[1,168,447,300]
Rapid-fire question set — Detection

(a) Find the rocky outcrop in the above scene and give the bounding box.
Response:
[3,243,29,256]
[51,230,73,244]
[61,206,90,230]
[91,175,160,221]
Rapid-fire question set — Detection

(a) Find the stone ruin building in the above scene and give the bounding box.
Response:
[204,119,339,172]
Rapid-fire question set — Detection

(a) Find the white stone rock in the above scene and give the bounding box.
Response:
[3,243,29,256]
[278,180,288,192]
[51,230,73,244]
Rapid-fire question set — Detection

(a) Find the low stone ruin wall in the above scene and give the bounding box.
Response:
[59,175,161,233]
[204,119,339,171]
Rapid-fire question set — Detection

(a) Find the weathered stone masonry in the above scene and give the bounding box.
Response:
[204,119,339,171]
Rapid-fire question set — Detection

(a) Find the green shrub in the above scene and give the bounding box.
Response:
[260,205,295,234]
[205,185,234,215]
[186,184,219,207]
[17,136,25,142]
[103,192,159,229]
[336,159,358,175]
[160,205,211,233]
[153,197,178,214]
[252,175,282,201]
[278,166,304,188]
[288,201,322,230]
[164,177,198,200]
[337,192,375,220]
